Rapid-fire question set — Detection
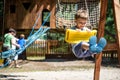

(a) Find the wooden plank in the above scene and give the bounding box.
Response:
[94,0,108,80]
[112,0,120,65]
[104,43,118,51]
[61,0,98,3]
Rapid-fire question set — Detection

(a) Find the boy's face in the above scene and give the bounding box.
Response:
[11,32,16,36]
[75,18,87,29]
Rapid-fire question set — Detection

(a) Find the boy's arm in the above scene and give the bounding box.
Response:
[24,40,26,46]
[84,27,91,32]
[70,26,76,30]
[11,38,20,48]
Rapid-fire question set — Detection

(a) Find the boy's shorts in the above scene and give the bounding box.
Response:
[72,42,93,58]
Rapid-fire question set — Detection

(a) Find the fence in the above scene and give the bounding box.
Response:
[26,39,73,58]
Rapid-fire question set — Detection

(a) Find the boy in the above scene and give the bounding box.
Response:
[71,9,107,58]
[17,34,26,60]
[2,28,20,66]
[18,34,26,48]
[10,31,21,68]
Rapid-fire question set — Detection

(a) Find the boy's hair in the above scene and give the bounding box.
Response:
[9,28,16,34]
[20,34,25,38]
[75,9,88,20]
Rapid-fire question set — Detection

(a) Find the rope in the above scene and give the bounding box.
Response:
[28,12,41,38]
[84,0,91,27]
[27,12,51,40]
[56,0,76,29]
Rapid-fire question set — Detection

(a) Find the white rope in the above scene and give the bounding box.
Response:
[58,0,61,11]
[57,0,68,29]
[57,0,63,17]
[84,0,91,27]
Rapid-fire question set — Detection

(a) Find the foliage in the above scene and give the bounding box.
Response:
[105,0,116,42]
[46,31,65,41]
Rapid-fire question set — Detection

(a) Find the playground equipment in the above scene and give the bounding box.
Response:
[1,0,120,80]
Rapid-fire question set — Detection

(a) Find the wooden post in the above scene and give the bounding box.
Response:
[112,0,120,65]
[94,0,108,80]
[47,40,51,54]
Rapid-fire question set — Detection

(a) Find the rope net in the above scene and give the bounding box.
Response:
[56,0,100,29]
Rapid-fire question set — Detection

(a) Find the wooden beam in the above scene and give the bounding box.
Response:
[61,0,98,3]
[94,0,108,80]
[104,43,118,51]
[112,0,120,65]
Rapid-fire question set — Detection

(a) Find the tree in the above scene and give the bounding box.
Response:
[105,0,116,42]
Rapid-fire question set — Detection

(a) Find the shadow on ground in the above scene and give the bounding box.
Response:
[0,74,27,80]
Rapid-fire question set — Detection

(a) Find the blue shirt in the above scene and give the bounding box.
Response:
[18,38,26,48]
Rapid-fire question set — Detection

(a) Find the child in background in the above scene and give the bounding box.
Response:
[71,9,107,58]
[17,34,26,60]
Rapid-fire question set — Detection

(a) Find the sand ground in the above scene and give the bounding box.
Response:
[0,59,120,80]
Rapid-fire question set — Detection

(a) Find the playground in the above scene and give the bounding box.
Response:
[0,0,120,80]
[0,59,120,80]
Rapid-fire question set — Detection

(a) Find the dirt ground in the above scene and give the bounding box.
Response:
[0,59,120,80]
[0,59,95,72]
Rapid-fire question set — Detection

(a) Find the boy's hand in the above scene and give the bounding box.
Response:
[86,29,91,33]
[76,29,81,32]
[17,44,20,48]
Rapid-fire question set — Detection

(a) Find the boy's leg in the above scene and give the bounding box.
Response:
[3,58,7,65]
[2,47,10,66]
[72,42,83,58]
[72,42,93,58]
[82,42,89,50]
[14,55,21,68]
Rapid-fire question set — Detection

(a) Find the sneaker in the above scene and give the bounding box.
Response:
[97,37,107,49]
[90,44,98,53]
[89,36,97,46]
[90,45,103,53]
[89,36,97,52]
[90,37,107,53]
[95,37,107,53]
